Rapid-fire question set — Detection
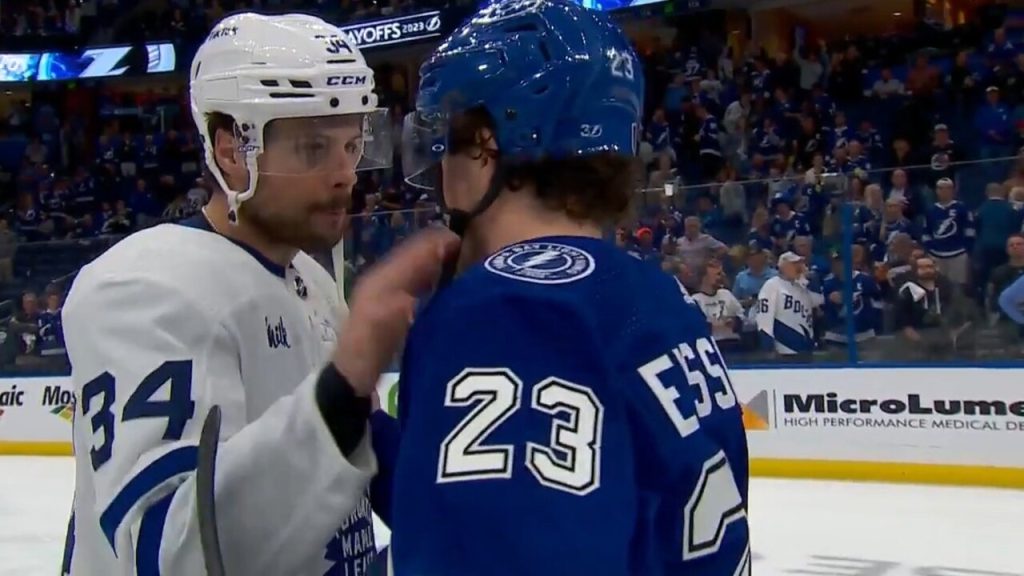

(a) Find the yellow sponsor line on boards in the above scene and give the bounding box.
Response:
[0,441,73,456]
[751,458,1024,489]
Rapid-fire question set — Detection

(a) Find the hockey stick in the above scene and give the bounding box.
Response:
[197,405,226,576]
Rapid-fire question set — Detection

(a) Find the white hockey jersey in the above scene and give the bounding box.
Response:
[691,289,744,341]
[62,215,377,575]
[755,276,822,355]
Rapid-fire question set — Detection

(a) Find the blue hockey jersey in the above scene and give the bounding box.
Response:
[770,211,812,250]
[821,270,882,344]
[389,235,750,576]
[922,201,975,258]
[698,115,722,157]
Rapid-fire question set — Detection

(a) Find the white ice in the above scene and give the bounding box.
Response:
[1,456,1021,575]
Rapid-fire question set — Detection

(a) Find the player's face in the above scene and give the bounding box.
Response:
[244,115,364,253]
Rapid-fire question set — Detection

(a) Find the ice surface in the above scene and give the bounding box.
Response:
[1,456,1020,575]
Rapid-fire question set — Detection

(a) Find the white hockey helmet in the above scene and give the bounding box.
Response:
[190,12,391,222]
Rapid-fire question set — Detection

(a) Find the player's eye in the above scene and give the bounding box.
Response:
[344,138,363,157]
[296,139,329,164]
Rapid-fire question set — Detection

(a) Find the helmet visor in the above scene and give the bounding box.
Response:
[253,109,392,176]
[401,109,448,190]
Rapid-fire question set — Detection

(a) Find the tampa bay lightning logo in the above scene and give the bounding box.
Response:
[485,242,595,284]
[935,212,958,239]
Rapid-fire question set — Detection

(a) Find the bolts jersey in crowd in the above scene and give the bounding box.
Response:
[387,237,751,575]
[756,275,823,355]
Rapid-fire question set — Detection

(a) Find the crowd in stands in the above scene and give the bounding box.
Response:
[2,2,1024,372]
[621,20,1024,363]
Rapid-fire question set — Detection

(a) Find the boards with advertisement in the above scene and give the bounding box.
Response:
[3,369,1023,488]
[730,368,1024,488]
[0,377,74,455]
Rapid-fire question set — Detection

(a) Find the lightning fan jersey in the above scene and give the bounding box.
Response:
[756,275,822,354]
[389,236,750,576]
[692,288,744,342]
[922,200,975,258]
[821,271,882,344]
[62,215,378,575]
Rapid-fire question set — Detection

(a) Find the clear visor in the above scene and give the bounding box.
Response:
[251,109,392,176]
[401,110,449,190]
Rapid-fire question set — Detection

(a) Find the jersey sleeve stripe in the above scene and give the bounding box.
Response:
[99,444,198,551]
[135,489,176,575]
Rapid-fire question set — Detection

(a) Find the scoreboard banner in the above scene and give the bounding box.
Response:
[0,42,176,83]
[339,11,444,50]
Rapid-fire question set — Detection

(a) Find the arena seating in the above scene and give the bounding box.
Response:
[1,0,1023,372]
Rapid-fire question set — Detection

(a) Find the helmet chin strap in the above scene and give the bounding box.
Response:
[437,162,507,286]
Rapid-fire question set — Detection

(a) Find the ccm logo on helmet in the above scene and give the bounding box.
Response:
[326,75,368,86]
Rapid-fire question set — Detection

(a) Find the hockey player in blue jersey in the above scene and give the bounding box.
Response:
[386,0,751,574]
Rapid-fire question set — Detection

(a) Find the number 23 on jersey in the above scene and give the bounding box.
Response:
[436,336,746,562]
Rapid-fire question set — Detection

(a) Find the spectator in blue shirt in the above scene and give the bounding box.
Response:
[732,248,776,308]
[987,28,1018,67]
[975,86,1013,159]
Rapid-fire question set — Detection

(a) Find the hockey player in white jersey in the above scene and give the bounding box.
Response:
[60,13,459,575]
[756,251,823,358]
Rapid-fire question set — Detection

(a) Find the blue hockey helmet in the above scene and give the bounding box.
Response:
[402,0,645,198]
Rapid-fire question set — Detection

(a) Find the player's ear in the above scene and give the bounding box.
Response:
[213,127,248,190]
[476,126,498,168]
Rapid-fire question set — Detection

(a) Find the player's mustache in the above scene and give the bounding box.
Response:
[313,194,351,214]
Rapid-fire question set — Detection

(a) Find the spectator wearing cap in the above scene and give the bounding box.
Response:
[975,86,1013,161]
[975,182,1022,296]
[925,124,962,183]
[676,216,727,271]
[628,227,660,263]
[732,248,776,309]
[922,178,975,290]
[755,251,822,360]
